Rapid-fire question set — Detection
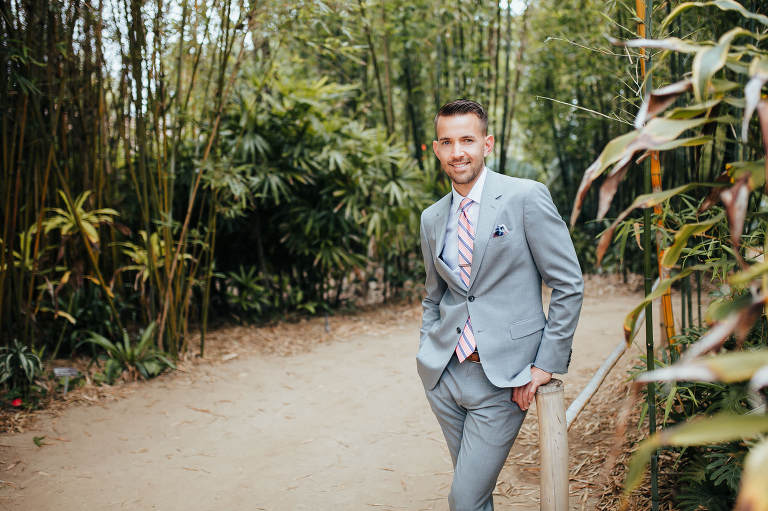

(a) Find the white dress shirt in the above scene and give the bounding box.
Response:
[440,166,488,286]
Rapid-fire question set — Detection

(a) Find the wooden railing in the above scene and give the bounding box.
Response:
[534,279,658,510]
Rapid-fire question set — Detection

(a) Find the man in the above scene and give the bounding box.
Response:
[418,99,583,511]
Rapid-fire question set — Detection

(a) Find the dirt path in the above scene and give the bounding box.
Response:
[0,278,649,510]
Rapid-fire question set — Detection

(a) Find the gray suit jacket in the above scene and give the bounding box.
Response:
[417,170,583,390]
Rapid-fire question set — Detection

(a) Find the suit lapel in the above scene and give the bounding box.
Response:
[431,193,452,260]
[469,170,503,289]
[436,256,464,290]
[429,192,466,291]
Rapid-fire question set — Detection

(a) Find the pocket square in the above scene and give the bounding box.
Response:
[492,224,508,238]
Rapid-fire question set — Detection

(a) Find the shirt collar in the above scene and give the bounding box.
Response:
[452,166,488,212]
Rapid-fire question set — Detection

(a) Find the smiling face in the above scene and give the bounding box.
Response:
[432,113,494,196]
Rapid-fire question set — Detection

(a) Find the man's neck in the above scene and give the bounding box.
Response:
[452,166,486,197]
[452,181,474,197]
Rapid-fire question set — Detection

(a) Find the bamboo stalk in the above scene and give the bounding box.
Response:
[156,11,254,349]
[199,192,218,358]
[697,270,702,327]
[498,1,529,174]
[687,273,693,328]
[380,5,396,134]
[636,0,659,508]
[357,0,393,137]
[651,150,676,347]
[497,2,513,169]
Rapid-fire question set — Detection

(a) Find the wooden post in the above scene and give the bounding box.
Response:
[536,378,568,511]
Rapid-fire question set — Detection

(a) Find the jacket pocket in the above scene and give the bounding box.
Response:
[488,231,514,245]
[508,314,547,339]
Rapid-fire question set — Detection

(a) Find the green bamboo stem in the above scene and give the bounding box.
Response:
[639,0,659,509]
[687,273,693,329]
[156,11,253,350]
[696,270,702,327]
[681,274,687,333]
[199,193,218,358]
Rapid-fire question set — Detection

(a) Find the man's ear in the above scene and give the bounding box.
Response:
[432,140,439,158]
[483,135,495,157]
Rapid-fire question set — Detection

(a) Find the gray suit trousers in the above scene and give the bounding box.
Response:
[425,354,526,511]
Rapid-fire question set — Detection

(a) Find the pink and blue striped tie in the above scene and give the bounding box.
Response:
[456,197,476,362]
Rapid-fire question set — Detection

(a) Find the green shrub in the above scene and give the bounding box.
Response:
[0,339,43,399]
[80,322,175,384]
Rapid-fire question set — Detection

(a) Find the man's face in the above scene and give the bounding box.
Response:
[432,113,494,189]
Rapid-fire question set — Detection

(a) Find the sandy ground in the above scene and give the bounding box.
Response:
[0,277,657,510]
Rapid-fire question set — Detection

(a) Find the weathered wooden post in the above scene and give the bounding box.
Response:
[536,378,568,511]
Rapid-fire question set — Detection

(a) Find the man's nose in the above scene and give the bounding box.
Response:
[450,143,464,159]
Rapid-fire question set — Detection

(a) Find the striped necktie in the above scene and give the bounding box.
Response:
[456,197,476,362]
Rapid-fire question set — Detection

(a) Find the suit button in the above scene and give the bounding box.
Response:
[468,295,475,302]
[456,327,462,334]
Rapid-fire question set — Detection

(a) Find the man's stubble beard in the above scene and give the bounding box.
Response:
[443,159,484,186]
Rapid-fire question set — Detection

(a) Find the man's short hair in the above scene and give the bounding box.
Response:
[434,99,488,136]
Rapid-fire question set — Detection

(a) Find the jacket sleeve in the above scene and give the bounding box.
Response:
[523,182,583,374]
[420,213,446,349]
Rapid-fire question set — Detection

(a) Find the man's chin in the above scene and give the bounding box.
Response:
[447,167,482,185]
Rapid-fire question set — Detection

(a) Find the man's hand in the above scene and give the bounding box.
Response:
[511,366,552,411]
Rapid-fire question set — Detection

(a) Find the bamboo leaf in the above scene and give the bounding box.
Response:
[729,160,766,189]
[609,36,701,54]
[742,57,768,141]
[622,264,711,342]
[662,384,678,424]
[757,103,768,191]
[637,351,768,383]
[571,131,639,226]
[720,175,751,249]
[583,115,712,225]
[730,259,768,286]
[662,413,768,445]
[735,438,768,511]
[636,136,712,161]
[666,99,723,119]
[662,213,724,268]
[596,184,702,266]
[693,28,752,101]
[635,79,692,128]
[750,366,768,392]
[687,294,766,359]
[624,412,768,496]
[661,0,768,31]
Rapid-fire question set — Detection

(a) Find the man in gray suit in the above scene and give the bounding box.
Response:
[418,99,583,510]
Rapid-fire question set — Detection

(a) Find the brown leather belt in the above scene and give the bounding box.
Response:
[466,351,480,363]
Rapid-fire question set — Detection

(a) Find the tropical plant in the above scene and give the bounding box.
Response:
[0,339,43,397]
[43,190,119,244]
[80,322,175,384]
[224,265,270,323]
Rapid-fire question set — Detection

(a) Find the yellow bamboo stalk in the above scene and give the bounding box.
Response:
[651,153,676,345]
[637,0,675,346]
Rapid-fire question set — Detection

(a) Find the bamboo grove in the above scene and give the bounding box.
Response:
[2,0,768,505]
[0,0,635,357]
[0,0,768,509]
